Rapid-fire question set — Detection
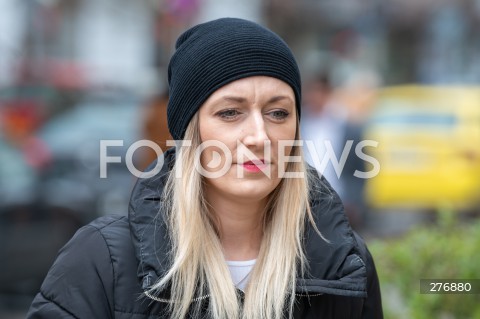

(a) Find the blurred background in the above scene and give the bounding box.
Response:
[1,0,479,318]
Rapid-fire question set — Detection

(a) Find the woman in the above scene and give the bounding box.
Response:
[27,18,383,319]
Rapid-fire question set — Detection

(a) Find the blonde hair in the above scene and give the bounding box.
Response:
[148,113,321,319]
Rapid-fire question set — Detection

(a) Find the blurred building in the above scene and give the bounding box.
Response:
[0,0,157,90]
[266,0,480,85]
[2,0,480,89]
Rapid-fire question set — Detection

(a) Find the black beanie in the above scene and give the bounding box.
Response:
[167,17,302,140]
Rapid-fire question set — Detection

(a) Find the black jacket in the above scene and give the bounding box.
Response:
[27,148,383,318]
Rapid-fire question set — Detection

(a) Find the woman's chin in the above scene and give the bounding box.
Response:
[206,175,280,202]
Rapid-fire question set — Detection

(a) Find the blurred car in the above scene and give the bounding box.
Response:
[364,85,480,210]
[38,91,143,217]
[0,90,143,300]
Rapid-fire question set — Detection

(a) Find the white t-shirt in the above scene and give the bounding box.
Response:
[226,259,256,291]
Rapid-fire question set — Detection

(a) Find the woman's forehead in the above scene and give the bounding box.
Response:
[206,76,295,103]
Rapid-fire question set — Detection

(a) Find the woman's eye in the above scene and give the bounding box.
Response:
[217,109,240,119]
[269,110,289,120]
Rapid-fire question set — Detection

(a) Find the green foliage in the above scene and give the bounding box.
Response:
[368,210,480,319]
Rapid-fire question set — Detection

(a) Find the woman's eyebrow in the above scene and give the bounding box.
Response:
[220,96,247,103]
[267,95,294,104]
[211,95,294,107]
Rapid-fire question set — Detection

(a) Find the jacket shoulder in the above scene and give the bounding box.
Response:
[27,215,151,318]
[88,214,128,231]
[89,216,154,317]
[27,216,120,318]
[87,215,132,247]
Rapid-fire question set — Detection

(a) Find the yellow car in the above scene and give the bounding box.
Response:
[364,85,480,210]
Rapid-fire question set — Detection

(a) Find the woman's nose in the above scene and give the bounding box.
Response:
[241,111,269,147]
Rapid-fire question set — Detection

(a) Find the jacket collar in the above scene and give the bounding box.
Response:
[128,147,367,298]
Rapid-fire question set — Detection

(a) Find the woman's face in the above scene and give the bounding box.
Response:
[198,76,297,203]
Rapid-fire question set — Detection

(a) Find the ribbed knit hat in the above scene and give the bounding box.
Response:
[167,17,302,140]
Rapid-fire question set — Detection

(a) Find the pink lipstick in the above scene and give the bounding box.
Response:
[241,160,268,172]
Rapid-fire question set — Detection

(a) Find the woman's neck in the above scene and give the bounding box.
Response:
[206,193,266,261]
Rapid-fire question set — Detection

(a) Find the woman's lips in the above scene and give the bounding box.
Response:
[240,160,269,172]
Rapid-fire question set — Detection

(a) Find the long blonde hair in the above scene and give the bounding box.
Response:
[148,113,320,319]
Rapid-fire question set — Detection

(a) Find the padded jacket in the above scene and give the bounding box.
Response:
[27,147,383,318]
